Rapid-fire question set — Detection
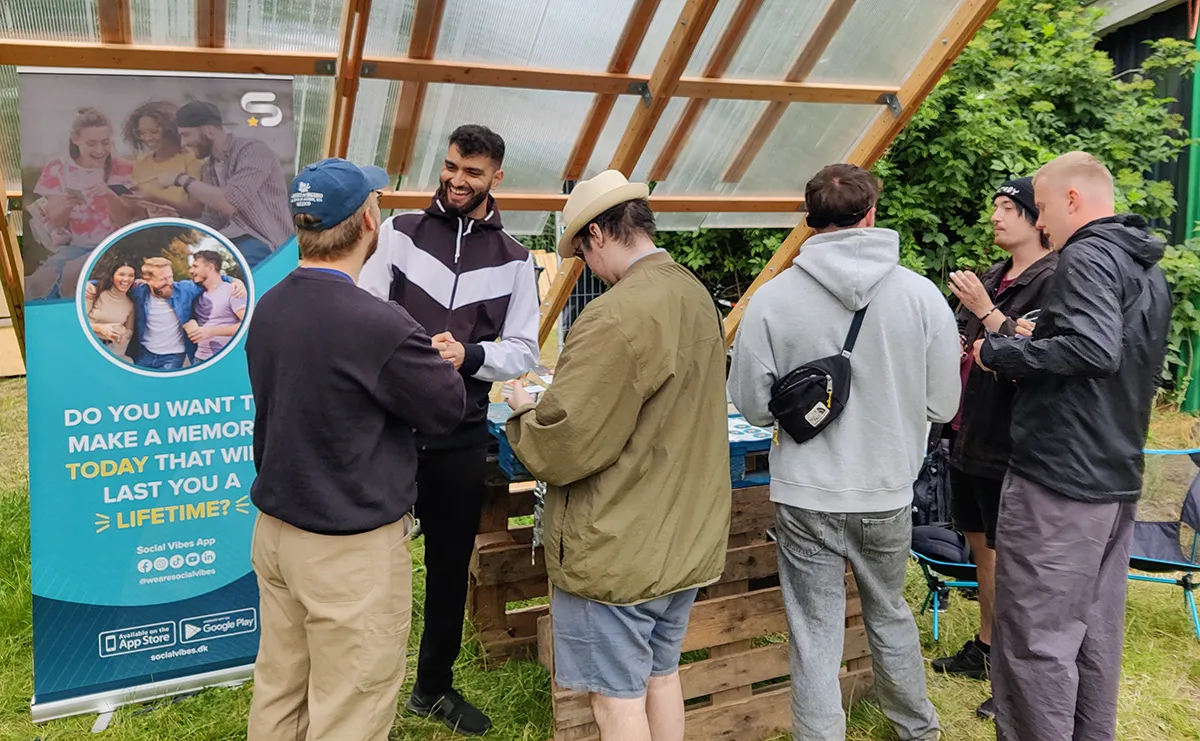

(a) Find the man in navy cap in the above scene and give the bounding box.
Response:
[245,158,466,741]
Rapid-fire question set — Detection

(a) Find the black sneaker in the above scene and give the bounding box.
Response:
[976,696,996,720]
[930,636,990,679]
[406,686,492,736]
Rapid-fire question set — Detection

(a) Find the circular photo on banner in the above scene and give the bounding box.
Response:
[76,217,254,377]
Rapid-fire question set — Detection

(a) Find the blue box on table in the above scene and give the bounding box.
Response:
[488,403,772,487]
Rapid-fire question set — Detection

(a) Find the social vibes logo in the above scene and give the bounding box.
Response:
[240,92,283,128]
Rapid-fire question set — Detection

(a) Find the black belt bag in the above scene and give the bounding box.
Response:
[768,305,868,444]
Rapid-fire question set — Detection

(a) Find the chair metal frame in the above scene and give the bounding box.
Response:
[1128,536,1200,642]
[912,550,978,641]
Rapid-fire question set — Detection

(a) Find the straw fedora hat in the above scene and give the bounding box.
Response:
[556,170,651,258]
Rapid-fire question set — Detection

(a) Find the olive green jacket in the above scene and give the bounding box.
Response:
[507,251,731,605]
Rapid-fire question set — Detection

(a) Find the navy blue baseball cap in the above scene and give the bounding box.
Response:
[289,158,390,231]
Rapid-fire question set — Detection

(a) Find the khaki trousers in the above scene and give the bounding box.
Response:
[247,512,413,741]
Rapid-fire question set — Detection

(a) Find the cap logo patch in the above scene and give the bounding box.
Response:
[290,182,324,208]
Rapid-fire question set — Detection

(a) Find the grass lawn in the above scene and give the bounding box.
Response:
[1,376,1199,739]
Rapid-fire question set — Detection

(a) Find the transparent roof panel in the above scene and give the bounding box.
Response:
[346,78,401,174]
[581,96,689,182]
[132,0,197,46]
[364,0,416,57]
[0,67,18,193]
[731,102,878,194]
[225,0,343,52]
[808,0,961,86]
[703,211,802,229]
[0,0,100,41]
[654,211,803,231]
[716,0,831,80]
[431,0,637,71]
[642,98,877,198]
[293,75,335,174]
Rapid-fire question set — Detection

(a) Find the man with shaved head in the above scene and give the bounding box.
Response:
[974,151,1171,740]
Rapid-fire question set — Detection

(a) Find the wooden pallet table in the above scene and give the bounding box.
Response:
[474,404,875,740]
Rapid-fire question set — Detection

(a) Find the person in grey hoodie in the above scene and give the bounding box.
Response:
[729,163,960,741]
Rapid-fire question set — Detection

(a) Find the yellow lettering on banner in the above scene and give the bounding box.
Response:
[107,499,247,532]
[64,456,149,480]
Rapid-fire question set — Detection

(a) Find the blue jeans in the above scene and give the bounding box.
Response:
[233,235,273,269]
[136,350,187,371]
[775,504,939,741]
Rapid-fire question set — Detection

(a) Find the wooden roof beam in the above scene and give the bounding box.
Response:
[649,0,766,181]
[722,0,856,184]
[196,0,227,48]
[325,0,373,159]
[721,0,1002,346]
[0,206,24,363]
[609,0,723,176]
[385,0,447,175]
[0,41,894,104]
[378,191,804,212]
[562,0,663,181]
[98,0,133,45]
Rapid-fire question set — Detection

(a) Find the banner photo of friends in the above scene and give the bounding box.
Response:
[18,69,299,720]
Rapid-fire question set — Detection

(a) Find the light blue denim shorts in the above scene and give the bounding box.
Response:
[551,586,699,699]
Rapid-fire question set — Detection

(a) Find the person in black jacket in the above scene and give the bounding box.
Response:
[976,152,1171,741]
[357,125,539,735]
[931,178,1057,721]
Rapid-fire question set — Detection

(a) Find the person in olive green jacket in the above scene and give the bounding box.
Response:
[505,170,730,741]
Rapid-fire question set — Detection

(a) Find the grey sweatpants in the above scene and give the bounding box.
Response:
[775,504,939,741]
[992,473,1137,741]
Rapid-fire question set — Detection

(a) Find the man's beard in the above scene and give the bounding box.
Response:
[192,133,214,159]
[364,231,380,263]
[152,283,174,298]
[437,179,489,217]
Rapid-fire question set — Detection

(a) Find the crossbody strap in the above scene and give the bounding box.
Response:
[841,305,869,357]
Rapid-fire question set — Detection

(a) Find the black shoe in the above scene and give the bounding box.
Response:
[930,636,990,679]
[976,696,996,720]
[406,687,492,736]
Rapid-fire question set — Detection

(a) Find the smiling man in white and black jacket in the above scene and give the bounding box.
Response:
[358,124,538,736]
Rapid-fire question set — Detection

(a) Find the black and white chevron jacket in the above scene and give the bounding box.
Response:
[359,196,539,449]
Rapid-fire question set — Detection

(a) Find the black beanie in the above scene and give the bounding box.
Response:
[994,177,1037,220]
[176,101,224,128]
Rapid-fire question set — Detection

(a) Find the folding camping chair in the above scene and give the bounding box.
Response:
[1128,463,1200,641]
[911,525,978,641]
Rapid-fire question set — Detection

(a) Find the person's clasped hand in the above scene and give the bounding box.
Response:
[187,325,216,342]
[972,338,994,373]
[505,381,534,411]
[431,331,466,370]
[949,270,993,319]
[1015,318,1035,337]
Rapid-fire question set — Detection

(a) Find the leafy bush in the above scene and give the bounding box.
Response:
[652,1,1197,301]
[1160,238,1200,398]
[875,0,1194,278]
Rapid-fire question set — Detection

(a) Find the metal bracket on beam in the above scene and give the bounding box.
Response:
[877,92,902,119]
[628,81,653,109]
[360,62,377,78]
[313,59,337,76]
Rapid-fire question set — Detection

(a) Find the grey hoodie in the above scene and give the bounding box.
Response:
[728,228,961,513]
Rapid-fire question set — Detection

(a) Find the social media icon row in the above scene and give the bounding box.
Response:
[137,550,217,574]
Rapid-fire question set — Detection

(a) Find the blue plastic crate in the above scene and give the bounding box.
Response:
[489,403,771,486]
